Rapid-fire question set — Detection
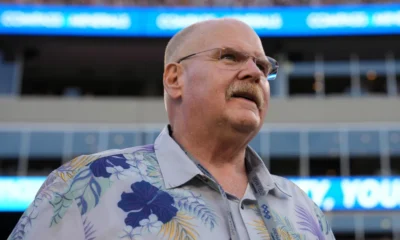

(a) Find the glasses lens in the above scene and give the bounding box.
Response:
[267,57,279,81]
[216,48,278,81]
[267,72,278,81]
[217,48,248,67]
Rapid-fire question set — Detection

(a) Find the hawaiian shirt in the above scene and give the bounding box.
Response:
[9,125,336,240]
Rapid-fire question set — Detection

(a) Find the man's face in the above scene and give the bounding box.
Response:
[180,21,271,135]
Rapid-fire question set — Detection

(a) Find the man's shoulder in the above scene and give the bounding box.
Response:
[271,175,334,238]
[52,144,157,184]
[23,144,160,231]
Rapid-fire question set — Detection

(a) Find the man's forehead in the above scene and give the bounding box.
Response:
[220,43,266,58]
[187,20,265,56]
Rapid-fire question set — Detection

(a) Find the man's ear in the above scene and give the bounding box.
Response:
[163,63,184,100]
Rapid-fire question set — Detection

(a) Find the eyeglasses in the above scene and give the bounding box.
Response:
[176,47,279,81]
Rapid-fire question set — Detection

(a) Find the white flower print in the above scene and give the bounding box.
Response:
[185,191,205,205]
[106,166,136,182]
[132,167,151,182]
[139,214,163,235]
[118,225,143,240]
[124,153,148,171]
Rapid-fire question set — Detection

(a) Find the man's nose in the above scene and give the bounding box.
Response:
[238,57,263,82]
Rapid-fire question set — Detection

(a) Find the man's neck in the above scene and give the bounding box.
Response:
[170,124,251,198]
[171,124,248,167]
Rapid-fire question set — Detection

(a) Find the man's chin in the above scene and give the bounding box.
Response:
[229,117,261,135]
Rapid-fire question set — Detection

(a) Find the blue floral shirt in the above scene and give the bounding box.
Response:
[9,126,336,240]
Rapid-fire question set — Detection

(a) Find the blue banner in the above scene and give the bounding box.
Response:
[0,4,400,37]
[291,177,400,211]
[1,176,400,212]
[0,176,46,212]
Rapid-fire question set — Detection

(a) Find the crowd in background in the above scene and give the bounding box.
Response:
[0,0,396,6]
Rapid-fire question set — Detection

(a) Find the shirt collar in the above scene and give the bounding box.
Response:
[245,147,292,199]
[154,125,291,199]
[154,126,203,189]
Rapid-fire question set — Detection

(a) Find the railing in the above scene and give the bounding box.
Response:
[0,122,399,176]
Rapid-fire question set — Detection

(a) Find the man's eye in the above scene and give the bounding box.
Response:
[220,54,237,61]
[257,63,266,72]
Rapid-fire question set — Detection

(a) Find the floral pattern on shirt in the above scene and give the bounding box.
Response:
[115,163,219,239]
[83,217,96,240]
[9,145,156,240]
[295,205,326,240]
[248,204,306,240]
[118,181,178,229]
[9,196,43,240]
[37,143,216,240]
[313,203,331,235]
[8,135,336,240]
[50,145,160,225]
[172,188,219,231]
[9,172,68,239]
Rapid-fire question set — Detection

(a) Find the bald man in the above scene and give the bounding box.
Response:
[9,19,335,240]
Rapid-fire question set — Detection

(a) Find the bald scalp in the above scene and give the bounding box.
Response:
[164,18,255,67]
[164,23,198,67]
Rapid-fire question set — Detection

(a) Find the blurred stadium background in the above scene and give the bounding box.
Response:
[1,0,400,239]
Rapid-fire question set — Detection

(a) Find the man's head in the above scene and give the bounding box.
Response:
[163,18,273,139]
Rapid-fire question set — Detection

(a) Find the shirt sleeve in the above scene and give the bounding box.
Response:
[327,228,336,240]
[290,179,337,240]
[7,172,86,240]
[310,201,336,240]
